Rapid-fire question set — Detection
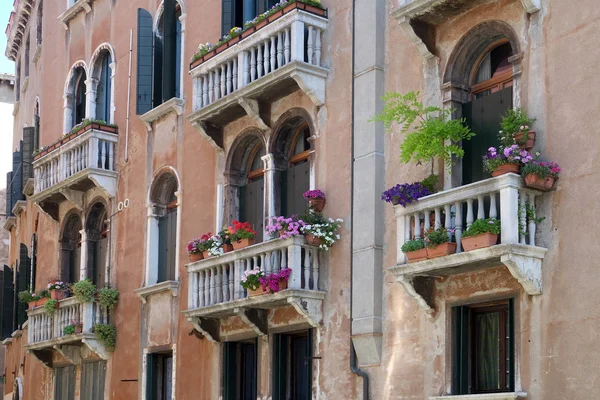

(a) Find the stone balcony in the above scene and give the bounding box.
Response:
[183,236,325,342]
[24,297,110,366]
[390,174,547,312]
[31,123,118,220]
[187,6,328,147]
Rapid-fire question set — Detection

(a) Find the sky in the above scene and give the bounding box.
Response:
[0,1,14,190]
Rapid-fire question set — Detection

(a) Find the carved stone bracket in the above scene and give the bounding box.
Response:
[235,308,268,337]
[287,296,323,327]
[29,349,53,368]
[195,121,224,151]
[54,344,82,364]
[501,253,542,295]
[82,338,109,360]
[189,317,220,343]
[60,188,85,210]
[290,64,327,107]
[88,173,117,199]
[238,98,270,131]
[396,275,435,314]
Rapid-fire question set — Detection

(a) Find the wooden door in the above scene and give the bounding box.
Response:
[239,177,264,242]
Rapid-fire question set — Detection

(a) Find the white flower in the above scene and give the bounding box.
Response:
[520,125,525,130]
[336,218,343,223]
[336,234,340,240]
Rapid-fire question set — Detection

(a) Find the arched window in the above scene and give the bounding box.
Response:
[60,213,83,284]
[147,171,179,286]
[471,42,513,99]
[72,66,87,127]
[93,50,113,123]
[86,202,108,287]
[36,1,43,45]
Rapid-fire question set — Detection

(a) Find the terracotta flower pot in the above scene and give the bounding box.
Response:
[51,289,68,301]
[255,19,268,30]
[241,26,256,39]
[268,9,284,22]
[222,244,234,253]
[405,248,428,263]
[189,252,203,263]
[303,4,327,16]
[233,238,256,250]
[283,3,297,13]
[304,233,322,247]
[426,242,457,258]
[514,131,536,150]
[308,197,326,212]
[247,280,288,297]
[228,35,241,46]
[202,251,212,259]
[37,297,50,308]
[524,173,556,192]
[215,42,228,54]
[461,233,498,252]
[491,163,520,177]
[28,301,37,309]
[74,325,83,334]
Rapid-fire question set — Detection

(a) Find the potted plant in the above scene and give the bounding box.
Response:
[197,233,217,259]
[382,182,432,207]
[219,228,234,253]
[258,268,292,294]
[48,281,68,300]
[240,268,265,296]
[63,320,83,335]
[72,279,97,303]
[93,323,116,351]
[302,189,326,212]
[483,145,532,177]
[228,221,257,250]
[374,91,475,168]
[461,218,501,252]
[424,227,456,258]
[187,238,204,262]
[522,160,561,191]
[401,239,427,263]
[499,108,536,150]
[97,287,119,309]
[301,217,343,250]
[43,299,59,316]
[18,291,36,309]
[266,216,306,239]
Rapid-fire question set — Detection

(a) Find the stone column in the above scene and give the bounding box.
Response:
[63,93,73,134]
[351,0,386,367]
[146,204,160,286]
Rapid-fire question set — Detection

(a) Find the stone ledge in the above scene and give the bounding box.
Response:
[430,392,527,400]
[135,280,180,304]
[58,0,93,30]
[3,216,16,232]
[139,97,185,131]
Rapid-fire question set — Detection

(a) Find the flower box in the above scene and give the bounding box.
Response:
[304,233,322,247]
[222,243,234,253]
[461,233,498,252]
[308,198,326,212]
[51,289,68,301]
[248,280,287,297]
[514,131,536,150]
[426,243,457,258]
[74,325,83,334]
[524,173,555,192]
[202,251,212,259]
[233,238,256,250]
[189,252,203,263]
[405,248,428,263]
[491,163,520,177]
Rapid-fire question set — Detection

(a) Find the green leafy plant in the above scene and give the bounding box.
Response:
[373,91,475,167]
[518,203,545,236]
[18,291,34,304]
[97,287,119,309]
[401,239,426,253]
[424,227,452,248]
[420,174,439,193]
[72,279,97,303]
[44,299,58,316]
[70,119,118,136]
[499,108,535,147]
[462,218,501,238]
[93,324,116,351]
[63,325,75,335]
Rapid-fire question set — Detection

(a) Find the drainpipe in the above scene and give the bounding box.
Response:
[349,0,370,397]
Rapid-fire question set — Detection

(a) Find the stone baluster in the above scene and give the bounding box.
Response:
[281,249,287,270]
[263,41,270,74]
[208,72,214,104]
[257,45,264,78]
[424,210,430,232]
[209,267,216,305]
[490,192,498,219]
[240,51,249,87]
[454,201,463,253]
[228,263,235,302]
[220,64,226,97]
[284,28,291,64]
[477,195,485,220]
[204,269,211,305]
[90,136,99,171]
[303,249,311,289]
[277,31,284,68]
[101,141,108,170]
[315,28,322,66]
[232,58,238,91]
[214,69,221,100]
[311,248,319,290]
[528,193,537,245]
[251,48,257,81]
[307,26,314,64]
[226,63,232,95]
[190,271,198,309]
[500,184,520,245]
[203,75,209,106]
[270,36,277,72]
[287,242,302,289]
[466,198,474,229]
[197,271,204,307]
[413,212,421,240]
[519,192,527,244]
[434,207,441,229]
[216,265,223,304]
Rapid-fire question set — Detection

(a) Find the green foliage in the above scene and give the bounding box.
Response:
[425,227,451,248]
[420,174,439,193]
[43,299,58,316]
[401,239,425,253]
[373,92,475,167]
[18,291,34,304]
[499,108,535,147]
[72,279,97,303]
[63,325,76,335]
[462,218,501,238]
[97,287,119,309]
[518,203,545,236]
[93,324,116,352]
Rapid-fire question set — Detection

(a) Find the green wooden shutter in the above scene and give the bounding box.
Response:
[166,209,178,281]
[17,244,31,328]
[0,266,14,339]
[136,8,154,114]
[153,33,164,108]
[146,354,157,400]
[284,162,309,217]
[222,342,237,400]
[157,216,168,283]
[11,146,24,209]
[175,19,182,99]
[222,0,236,36]
[22,127,35,185]
[96,54,112,122]
[452,306,470,395]
[31,234,37,292]
[162,0,177,102]
[272,334,287,400]
[55,366,76,400]
[507,299,515,391]
[81,361,106,400]
[5,172,12,216]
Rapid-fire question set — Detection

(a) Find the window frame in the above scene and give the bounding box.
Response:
[272,329,313,400]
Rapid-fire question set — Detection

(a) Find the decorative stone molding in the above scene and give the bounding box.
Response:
[430,392,527,400]
[139,97,185,132]
[5,0,34,61]
[238,98,270,131]
[58,0,93,30]
[23,178,34,196]
[13,101,20,116]
[21,77,29,94]
[3,216,17,232]
[392,174,548,312]
[32,44,42,64]
[11,200,27,216]
[134,280,180,304]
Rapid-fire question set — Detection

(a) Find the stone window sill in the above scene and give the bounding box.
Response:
[58,0,93,29]
[135,280,180,304]
[139,97,185,131]
[430,392,527,400]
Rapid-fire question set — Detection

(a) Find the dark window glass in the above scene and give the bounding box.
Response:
[96,52,112,122]
[147,353,173,400]
[223,340,257,400]
[55,366,76,400]
[73,68,87,126]
[273,330,313,400]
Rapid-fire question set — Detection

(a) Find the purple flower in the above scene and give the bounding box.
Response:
[381,182,431,207]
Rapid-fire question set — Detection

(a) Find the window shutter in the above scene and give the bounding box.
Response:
[175,19,182,99]
[162,0,177,102]
[17,244,31,328]
[31,234,37,292]
[96,55,111,122]
[452,306,470,395]
[153,33,164,108]
[146,354,157,400]
[34,114,40,151]
[0,266,14,340]
[55,366,76,400]
[222,343,236,400]
[507,299,515,391]
[166,209,177,281]
[11,146,24,209]
[272,334,287,400]
[221,0,236,36]
[81,361,106,400]
[157,216,168,283]
[5,172,12,216]
[136,8,154,115]
[22,127,35,185]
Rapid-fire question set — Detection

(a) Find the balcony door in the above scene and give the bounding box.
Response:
[239,143,265,242]
[282,125,310,218]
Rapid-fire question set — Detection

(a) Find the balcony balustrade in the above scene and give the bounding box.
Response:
[31,124,118,219]
[184,236,325,342]
[390,174,547,312]
[188,7,329,143]
[25,297,110,365]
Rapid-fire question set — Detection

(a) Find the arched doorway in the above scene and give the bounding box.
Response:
[72,66,87,127]
[86,202,108,287]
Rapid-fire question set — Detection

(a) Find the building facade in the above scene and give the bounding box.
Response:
[1,0,599,399]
